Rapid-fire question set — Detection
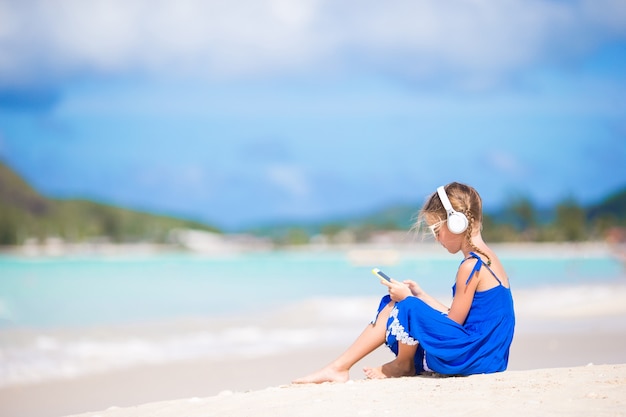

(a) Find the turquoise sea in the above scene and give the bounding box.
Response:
[0,245,624,388]
[1,248,623,328]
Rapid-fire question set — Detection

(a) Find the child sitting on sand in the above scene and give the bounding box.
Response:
[294,182,515,383]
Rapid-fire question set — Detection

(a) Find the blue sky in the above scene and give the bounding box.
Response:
[1,0,625,230]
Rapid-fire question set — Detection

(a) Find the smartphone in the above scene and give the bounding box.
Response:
[371,268,392,282]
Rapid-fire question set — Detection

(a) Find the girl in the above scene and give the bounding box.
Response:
[293,182,515,383]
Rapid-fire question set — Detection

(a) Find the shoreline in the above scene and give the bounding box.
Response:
[2,280,626,390]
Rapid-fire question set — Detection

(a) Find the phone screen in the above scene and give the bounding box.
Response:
[372,268,392,282]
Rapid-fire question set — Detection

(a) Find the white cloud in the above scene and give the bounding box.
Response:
[0,0,625,86]
[266,165,311,198]
[486,150,528,177]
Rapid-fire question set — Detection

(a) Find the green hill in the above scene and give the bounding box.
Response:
[0,161,220,245]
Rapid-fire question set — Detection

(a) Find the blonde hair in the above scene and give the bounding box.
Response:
[416,182,490,265]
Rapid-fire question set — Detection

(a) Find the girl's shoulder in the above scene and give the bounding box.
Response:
[455,256,481,287]
[482,251,510,288]
[459,251,510,290]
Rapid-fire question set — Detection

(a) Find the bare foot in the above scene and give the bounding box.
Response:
[363,366,387,379]
[292,365,350,384]
[363,359,415,379]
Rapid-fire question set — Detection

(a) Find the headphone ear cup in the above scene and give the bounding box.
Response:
[447,212,468,234]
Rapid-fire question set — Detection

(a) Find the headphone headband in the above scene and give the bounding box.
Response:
[436,185,468,234]
[436,186,454,213]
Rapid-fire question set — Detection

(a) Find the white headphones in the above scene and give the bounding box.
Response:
[436,186,469,234]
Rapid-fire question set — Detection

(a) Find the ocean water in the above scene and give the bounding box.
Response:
[0,245,624,387]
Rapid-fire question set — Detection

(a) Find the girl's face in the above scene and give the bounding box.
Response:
[430,218,464,254]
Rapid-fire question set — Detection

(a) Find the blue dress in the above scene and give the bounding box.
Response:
[375,252,515,375]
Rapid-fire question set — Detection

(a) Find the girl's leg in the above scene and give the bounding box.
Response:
[363,340,418,379]
[292,301,394,384]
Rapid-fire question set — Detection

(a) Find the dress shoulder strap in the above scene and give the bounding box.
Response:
[460,252,502,286]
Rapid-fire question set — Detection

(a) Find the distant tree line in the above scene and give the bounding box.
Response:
[481,194,623,243]
[267,189,626,246]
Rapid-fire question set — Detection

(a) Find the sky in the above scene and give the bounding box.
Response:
[0,0,625,230]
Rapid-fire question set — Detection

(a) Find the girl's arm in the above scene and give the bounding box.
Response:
[403,281,449,314]
[384,279,451,314]
[446,260,481,325]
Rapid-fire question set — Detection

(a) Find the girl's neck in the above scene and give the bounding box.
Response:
[462,233,488,258]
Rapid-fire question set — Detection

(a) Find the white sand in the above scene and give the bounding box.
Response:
[62,364,626,417]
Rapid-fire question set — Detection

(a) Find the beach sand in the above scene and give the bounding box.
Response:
[58,364,626,417]
[1,280,626,416]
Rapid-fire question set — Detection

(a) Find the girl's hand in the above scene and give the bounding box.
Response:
[380,279,412,302]
[403,280,424,298]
